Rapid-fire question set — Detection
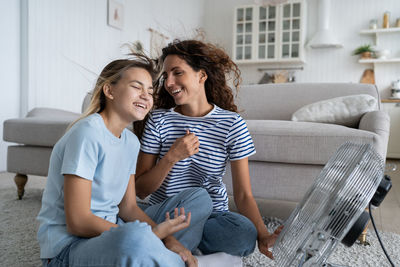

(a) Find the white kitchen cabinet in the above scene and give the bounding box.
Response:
[233,0,306,64]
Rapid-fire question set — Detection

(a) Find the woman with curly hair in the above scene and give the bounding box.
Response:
[135,40,282,259]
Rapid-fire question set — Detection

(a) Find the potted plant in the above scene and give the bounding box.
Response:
[352,44,375,59]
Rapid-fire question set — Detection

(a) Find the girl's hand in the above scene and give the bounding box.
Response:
[153,207,191,240]
[258,225,284,259]
[163,236,198,267]
[166,130,199,163]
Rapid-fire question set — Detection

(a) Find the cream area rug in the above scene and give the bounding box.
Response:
[244,218,400,267]
[0,187,399,267]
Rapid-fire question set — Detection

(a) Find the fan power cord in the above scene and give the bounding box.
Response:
[368,202,396,267]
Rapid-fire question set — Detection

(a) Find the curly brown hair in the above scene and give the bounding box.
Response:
[154,39,242,111]
[134,40,242,138]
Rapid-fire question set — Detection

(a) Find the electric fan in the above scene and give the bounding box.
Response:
[273,142,385,267]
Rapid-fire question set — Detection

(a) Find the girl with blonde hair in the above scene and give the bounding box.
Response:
[37,55,205,267]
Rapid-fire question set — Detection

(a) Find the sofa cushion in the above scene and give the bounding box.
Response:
[3,108,80,146]
[291,94,378,127]
[246,120,378,165]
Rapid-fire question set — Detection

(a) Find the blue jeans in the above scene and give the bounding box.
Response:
[198,211,257,256]
[43,220,184,267]
[43,188,212,267]
[140,187,213,252]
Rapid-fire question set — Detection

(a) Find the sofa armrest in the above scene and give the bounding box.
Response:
[3,108,80,146]
[3,117,75,146]
[358,110,390,159]
[27,107,80,119]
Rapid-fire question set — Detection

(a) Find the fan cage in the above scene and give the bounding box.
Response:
[273,142,384,267]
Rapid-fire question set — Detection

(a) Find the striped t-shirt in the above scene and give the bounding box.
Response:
[140,105,256,211]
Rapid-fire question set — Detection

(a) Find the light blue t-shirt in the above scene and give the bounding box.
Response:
[37,113,140,259]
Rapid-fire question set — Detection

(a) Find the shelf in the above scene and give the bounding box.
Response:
[235,58,305,65]
[382,99,400,103]
[360,28,400,34]
[359,58,400,64]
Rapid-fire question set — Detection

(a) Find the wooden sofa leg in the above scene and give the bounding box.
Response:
[14,174,28,200]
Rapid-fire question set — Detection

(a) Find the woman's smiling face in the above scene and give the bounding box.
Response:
[109,67,154,122]
[162,55,206,106]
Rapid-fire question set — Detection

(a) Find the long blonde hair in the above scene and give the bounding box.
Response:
[68,54,157,130]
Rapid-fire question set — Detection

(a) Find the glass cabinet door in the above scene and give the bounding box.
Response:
[235,7,253,60]
[281,2,301,59]
[258,5,276,59]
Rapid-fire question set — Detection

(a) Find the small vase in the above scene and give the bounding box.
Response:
[361,52,372,59]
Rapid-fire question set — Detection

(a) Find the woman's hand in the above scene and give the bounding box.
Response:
[257,225,283,259]
[153,207,191,240]
[165,130,199,163]
[163,235,198,267]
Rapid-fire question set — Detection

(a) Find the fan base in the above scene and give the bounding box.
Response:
[357,231,370,246]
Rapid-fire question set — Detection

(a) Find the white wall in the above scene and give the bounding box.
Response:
[203,0,400,97]
[25,0,205,114]
[124,0,205,51]
[0,0,21,172]
[25,0,120,114]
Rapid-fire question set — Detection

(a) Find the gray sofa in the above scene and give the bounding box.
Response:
[3,83,390,220]
[3,108,82,198]
[223,83,390,219]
